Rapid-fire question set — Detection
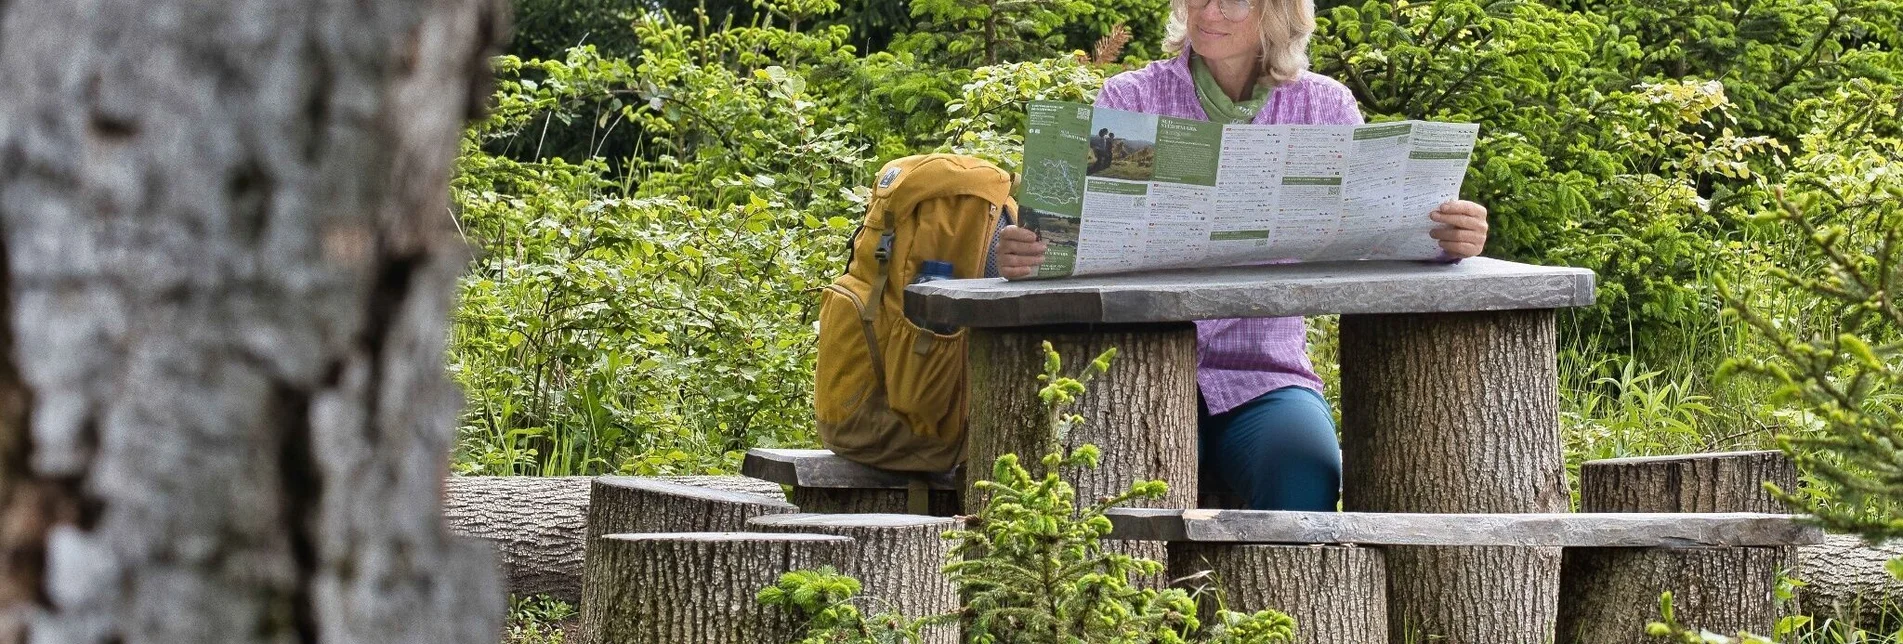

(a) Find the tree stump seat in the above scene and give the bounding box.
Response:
[579,532,854,644]
[578,478,800,641]
[748,514,963,644]
[741,448,962,515]
[1561,450,1805,643]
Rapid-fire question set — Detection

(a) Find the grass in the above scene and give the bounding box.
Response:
[503,595,577,644]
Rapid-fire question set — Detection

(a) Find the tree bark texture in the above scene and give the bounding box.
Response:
[441,475,784,603]
[1571,451,1794,639]
[444,476,591,603]
[1796,535,1903,630]
[1383,546,1561,644]
[1339,311,1565,644]
[1339,311,1567,514]
[1579,451,1798,514]
[1557,547,1780,644]
[791,487,961,516]
[578,533,852,644]
[578,477,796,641]
[1168,544,1386,644]
[749,513,961,644]
[965,324,1198,587]
[965,325,1198,512]
[0,0,508,642]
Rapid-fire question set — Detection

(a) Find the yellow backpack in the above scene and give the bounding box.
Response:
[814,154,1017,473]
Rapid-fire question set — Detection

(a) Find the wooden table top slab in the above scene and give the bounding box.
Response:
[905,257,1595,327]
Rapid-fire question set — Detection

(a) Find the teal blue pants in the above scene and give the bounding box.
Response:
[1198,386,1341,511]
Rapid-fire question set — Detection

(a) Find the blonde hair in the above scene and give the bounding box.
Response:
[1163,0,1315,87]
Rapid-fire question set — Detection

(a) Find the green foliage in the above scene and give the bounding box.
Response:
[506,0,642,60]
[451,1,1123,475]
[937,57,1108,169]
[757,567,940,644]
[764,344,1295,644]
[897,0,1097,68]
[1718,79,1903,541]
[1641,70,1903,644]
[1557,0,1903,140]
[452,9,874,475]
[503,595,577,644]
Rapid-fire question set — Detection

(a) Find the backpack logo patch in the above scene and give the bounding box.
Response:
[878,167,901,189]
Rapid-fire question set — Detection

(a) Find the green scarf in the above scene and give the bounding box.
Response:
[1191,55,1270,124]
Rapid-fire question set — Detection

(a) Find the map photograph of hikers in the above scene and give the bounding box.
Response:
[1086,107,1156,181]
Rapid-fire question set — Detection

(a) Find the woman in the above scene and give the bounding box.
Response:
[992,0,1491,511]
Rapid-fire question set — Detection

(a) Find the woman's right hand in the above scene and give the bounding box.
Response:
[995,225,1048,280]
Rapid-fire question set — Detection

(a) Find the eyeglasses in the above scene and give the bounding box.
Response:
[1187,0,1254,21]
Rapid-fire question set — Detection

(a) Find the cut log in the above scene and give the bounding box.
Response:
[1565,451,1798,641]
[749,513,961,644]
[577,532,852,644]
[1169,543,1386,644]
[1339,310,1568,643]
[1339,310,1567,514]
[441,475,785,603]
[584,476,796,541]
[444,476,591,602]
[1558,546,1781,644]
[965,324,1199,585]
[655,475,789,498]
[1797,534,1903,630]
[964,325,1198,511]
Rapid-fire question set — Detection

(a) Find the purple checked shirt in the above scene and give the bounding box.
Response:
[1095,55,1365,415]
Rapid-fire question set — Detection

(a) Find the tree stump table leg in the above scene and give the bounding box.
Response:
[1339,310,1567,643]
[966,324,1198,581]
[1169,543,1387,644]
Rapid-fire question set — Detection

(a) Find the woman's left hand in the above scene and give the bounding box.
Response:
[1428,200,1489,259]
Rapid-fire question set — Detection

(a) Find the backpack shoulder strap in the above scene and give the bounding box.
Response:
[857,154,1012,319]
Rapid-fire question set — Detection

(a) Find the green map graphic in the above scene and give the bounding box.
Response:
[1024,158,1084,208]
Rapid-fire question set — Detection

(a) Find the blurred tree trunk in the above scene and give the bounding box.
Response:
[0,0,509,642]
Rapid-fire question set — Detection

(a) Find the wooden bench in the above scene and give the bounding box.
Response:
[1103,508,1824,546]
[909,257,1596,639]
[741,448,961,516]
[1111,507,1821,644]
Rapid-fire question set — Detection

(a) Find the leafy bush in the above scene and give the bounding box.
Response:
[1720,79,1903,540]
[452,19,871,475]
[1644,70,1902,644]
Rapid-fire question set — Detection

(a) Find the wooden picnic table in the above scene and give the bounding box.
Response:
[905,256,1596,642]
